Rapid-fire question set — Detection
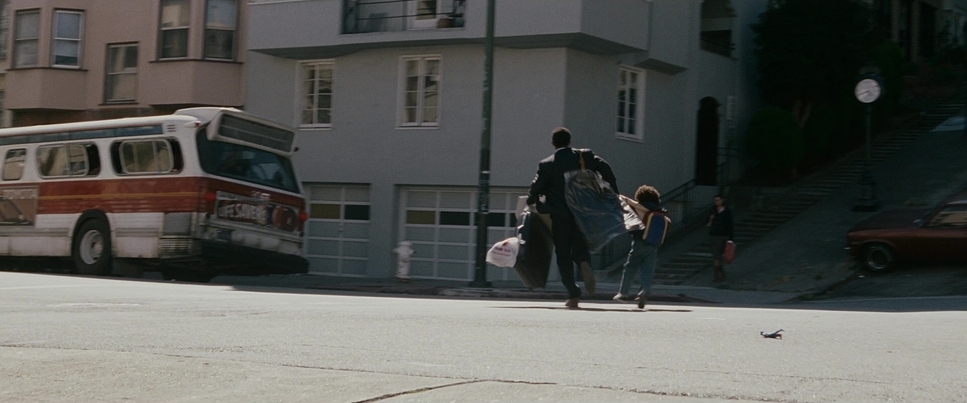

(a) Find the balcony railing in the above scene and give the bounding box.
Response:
[343,0,466,34]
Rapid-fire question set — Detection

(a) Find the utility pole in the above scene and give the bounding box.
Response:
[470,0,495,288]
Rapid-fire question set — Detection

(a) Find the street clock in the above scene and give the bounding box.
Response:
[855,78,882,104]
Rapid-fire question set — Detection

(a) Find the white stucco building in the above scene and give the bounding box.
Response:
[244,0,768,282]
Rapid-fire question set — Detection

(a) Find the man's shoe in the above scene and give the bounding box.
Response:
[613,293,634,302]
[565,298,580,309]
[636,291,648,309]
[579,261,596,296]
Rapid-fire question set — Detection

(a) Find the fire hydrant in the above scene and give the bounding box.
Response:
[393,241,414,282]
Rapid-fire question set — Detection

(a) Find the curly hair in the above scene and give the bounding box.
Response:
[634,185,661,206]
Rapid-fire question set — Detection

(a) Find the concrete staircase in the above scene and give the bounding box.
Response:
[653,99,967,285]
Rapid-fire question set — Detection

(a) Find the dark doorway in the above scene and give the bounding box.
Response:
[694,97,720,186]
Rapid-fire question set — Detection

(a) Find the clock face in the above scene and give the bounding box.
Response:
[855,78,881,104]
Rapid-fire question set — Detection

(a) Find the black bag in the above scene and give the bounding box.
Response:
[513,209,552,289]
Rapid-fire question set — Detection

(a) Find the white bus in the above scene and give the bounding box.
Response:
[0,107,308,282]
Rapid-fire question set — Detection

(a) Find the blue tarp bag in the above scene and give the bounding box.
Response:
[564,153,627,252]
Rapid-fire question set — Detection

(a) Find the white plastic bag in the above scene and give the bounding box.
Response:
[486,237,520,268]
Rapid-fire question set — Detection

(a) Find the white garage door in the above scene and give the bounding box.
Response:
[399,187,527,281]
[305,185,370,276]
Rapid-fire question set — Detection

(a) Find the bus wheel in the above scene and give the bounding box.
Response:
[72,219,113,276]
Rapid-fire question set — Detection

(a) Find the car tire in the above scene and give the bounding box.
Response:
[862,243,895,273]
[72,219,113,276]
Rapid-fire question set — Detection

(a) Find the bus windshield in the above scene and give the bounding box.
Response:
[196,131,300,193]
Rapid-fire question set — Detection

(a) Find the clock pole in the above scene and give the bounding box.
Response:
[852,69,882,212]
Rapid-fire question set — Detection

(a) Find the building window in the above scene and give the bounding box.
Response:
[408,0,442,29]
[616,66,645,141]
[300,61,334,128]
[204,0,237,60]
[52,10,83,67]
[0,0,9,61]
[160,0,190,59]
[399,55,440,127]
[13,10,39,68]
[105,43,138,103]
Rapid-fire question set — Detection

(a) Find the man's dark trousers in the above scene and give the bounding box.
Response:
[550,210,589,299]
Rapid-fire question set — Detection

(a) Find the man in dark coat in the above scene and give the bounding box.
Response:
[526,127,618,308]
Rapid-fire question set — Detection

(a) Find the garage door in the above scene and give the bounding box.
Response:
[399,188,527,281]
[305,185,370,276]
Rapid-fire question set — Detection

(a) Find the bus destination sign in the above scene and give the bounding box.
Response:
[215,191,299,232]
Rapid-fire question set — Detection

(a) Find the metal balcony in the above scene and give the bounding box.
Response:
[343,0,467,34]
[250,0,653,60]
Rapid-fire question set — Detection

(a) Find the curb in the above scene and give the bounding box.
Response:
[790,268,862,301]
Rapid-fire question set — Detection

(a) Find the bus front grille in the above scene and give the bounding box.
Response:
[159,238,194,257]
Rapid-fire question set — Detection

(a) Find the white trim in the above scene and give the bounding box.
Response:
[615,65,646,142]
[297,59,335,129]
[397,54,442,128]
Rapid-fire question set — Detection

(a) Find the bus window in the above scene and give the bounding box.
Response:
[196,132,299,193]
[38,144,95,178]
[2,149,26,181]
[114,139,181,175]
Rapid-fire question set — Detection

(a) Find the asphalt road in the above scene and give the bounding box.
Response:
[2,271,967,403]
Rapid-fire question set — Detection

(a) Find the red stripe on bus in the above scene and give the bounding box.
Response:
[5,177,305,217]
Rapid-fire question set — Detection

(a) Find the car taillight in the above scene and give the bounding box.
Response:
[299,211,308,222]
[204,191,217,203]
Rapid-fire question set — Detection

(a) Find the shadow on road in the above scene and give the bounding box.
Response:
[495,306,693,313]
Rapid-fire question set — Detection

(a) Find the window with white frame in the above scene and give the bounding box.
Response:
[204,0,237,60]
[105,43,138,103]
[13,9,39,68]
[399,55,440,127]
[52,10,83,67]
[616,66,645,141]
[300,61,334,128]
[160,0,190,59]
[407,0,444,29]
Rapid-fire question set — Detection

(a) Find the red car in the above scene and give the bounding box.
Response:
[846,192,967,272]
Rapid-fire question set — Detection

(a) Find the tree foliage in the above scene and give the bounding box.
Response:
[745,107,805,182]
[752,0,878,127]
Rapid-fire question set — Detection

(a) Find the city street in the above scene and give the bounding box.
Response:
[2,271,966,403]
